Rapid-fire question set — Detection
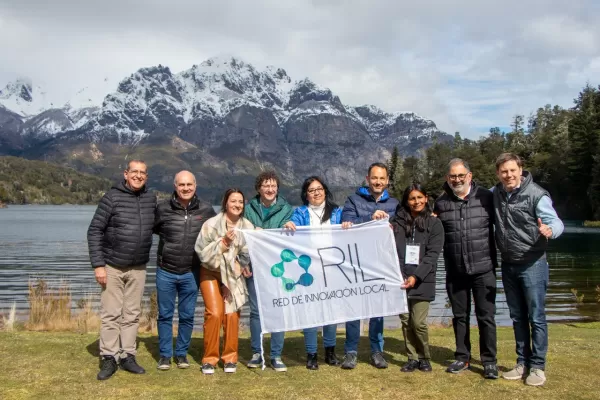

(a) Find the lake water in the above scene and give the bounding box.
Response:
[0,205,599,327]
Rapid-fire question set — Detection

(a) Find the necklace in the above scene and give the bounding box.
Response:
[308,207,325,223]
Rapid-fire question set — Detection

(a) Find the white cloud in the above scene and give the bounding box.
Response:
[0,0,599,137]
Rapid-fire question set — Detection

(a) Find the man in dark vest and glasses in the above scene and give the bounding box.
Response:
[434,158,498,379]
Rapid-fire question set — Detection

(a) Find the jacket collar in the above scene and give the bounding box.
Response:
[357,186,390,202]
[170,191,199,210]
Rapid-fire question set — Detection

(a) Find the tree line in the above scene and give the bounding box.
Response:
[387,84,600,220]
[0,156,112,205]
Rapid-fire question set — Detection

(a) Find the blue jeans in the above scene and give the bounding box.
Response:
[501,256,549,370]
[156,267,199,358]
[247,275,284,358]
[303,324,337,354]
[343,317,384,354]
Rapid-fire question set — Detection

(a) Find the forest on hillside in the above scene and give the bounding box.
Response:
[387,84,600,220]
[0,156,112,205]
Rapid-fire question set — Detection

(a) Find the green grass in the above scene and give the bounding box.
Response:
[1,324,599,400]
[583,221,600,227]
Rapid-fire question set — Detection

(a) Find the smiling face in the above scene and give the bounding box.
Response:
[226,192,244,218]
[447,163,472,197]
[306,179,325,207]
[258,178,278,204]
[174,171,196,203]
[366,166,389,198]
[123,161,147,192]
[497,160,523,192]
[407,190,428,216]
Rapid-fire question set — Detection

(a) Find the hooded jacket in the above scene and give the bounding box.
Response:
[390,208,444,301]
[290,205,343,226]
[153,192,216,274]
[342,187,399,223]
[244,195,293,229]
[434,181,497,275]
[87,181,156,268]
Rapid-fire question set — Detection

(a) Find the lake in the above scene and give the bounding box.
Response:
[0,205,599,327]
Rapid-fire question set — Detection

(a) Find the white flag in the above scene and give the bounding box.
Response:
[241,220,408,333]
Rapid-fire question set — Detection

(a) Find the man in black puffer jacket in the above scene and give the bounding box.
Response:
[153,170,215,371]
[434,158,498,379]
[87,160,157,381]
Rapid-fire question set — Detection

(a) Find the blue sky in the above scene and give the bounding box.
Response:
[0,0,598,138]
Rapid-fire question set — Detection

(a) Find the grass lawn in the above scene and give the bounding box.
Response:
[1,323,599,400]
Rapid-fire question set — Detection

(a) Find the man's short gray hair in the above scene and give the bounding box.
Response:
[447,158,470,173]
[173,170,196,186]
[126,159,146,171]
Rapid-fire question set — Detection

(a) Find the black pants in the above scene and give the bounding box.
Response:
[446,269,497,364]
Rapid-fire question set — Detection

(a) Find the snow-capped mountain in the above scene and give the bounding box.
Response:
[0,56,451,196]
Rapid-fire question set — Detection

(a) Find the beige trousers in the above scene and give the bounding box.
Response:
[99,264,147,357]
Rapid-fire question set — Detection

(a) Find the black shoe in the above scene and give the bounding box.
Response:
[400,359,420,372]
[201,363,215,375]
[97,356,118,380]
[341,352,358,370]
[325,346,340,366]
[306,353,319,370]
[224,362,237,373]
[119,353,146,374]
[370,352,388,369]
[175,356,190,369]
[157,356,171,371]
[446,360,470,374]
[484,363,499,379]
[418,359,432,372]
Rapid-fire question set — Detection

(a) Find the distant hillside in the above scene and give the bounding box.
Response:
[0,156,112,204]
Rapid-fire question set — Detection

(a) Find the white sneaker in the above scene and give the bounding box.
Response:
[502,364,527,380]
[525,368,546,386]
[224,362,237,373]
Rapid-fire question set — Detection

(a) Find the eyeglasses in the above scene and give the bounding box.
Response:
[307,187,324,195]
[127,170,148,177]
[447,173,468,181]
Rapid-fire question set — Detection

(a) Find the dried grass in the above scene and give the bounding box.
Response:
[26,279,99,332]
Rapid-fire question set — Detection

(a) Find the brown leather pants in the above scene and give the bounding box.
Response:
[199,268,240,365]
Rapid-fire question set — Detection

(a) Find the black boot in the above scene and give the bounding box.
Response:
[119,353,146,374]
[306,353,319,370]
[97,356,118,380]
[325,346,340,366]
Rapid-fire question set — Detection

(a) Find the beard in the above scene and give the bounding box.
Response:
[451,182,468,196]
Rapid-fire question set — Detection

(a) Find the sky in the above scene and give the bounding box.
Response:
[1,0,599,138]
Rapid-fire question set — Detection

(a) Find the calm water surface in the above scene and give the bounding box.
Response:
[0,205,599,327]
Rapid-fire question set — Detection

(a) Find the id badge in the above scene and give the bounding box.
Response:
[405,244,421,265]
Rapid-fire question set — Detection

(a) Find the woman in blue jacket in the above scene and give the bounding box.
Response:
[284,176,342,369]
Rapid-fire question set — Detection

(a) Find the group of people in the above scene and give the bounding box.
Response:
[87,152,563,387]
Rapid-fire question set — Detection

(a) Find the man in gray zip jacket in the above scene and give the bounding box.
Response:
[492,153,563,387]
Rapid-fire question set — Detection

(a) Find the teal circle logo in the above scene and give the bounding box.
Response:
[270,249,313,292]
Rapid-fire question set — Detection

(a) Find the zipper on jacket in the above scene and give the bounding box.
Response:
[183,208,189,250]
[135,195,142,265]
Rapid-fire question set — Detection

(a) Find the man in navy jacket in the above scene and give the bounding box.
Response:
[340,162,399,370]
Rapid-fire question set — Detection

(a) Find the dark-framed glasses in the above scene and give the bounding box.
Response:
[447,173,468,181]
[307,187,324,195]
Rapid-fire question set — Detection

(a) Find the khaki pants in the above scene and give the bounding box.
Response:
[400,299,431,360]
[99,264,146,357]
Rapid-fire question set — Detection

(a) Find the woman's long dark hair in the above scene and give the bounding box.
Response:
[221,188,245,215]
[300,176,338,223]
[396,183,432,236]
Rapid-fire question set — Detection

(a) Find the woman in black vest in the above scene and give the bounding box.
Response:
[391,183,444,373]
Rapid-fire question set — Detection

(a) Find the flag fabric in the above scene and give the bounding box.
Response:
[240,220,408,333]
